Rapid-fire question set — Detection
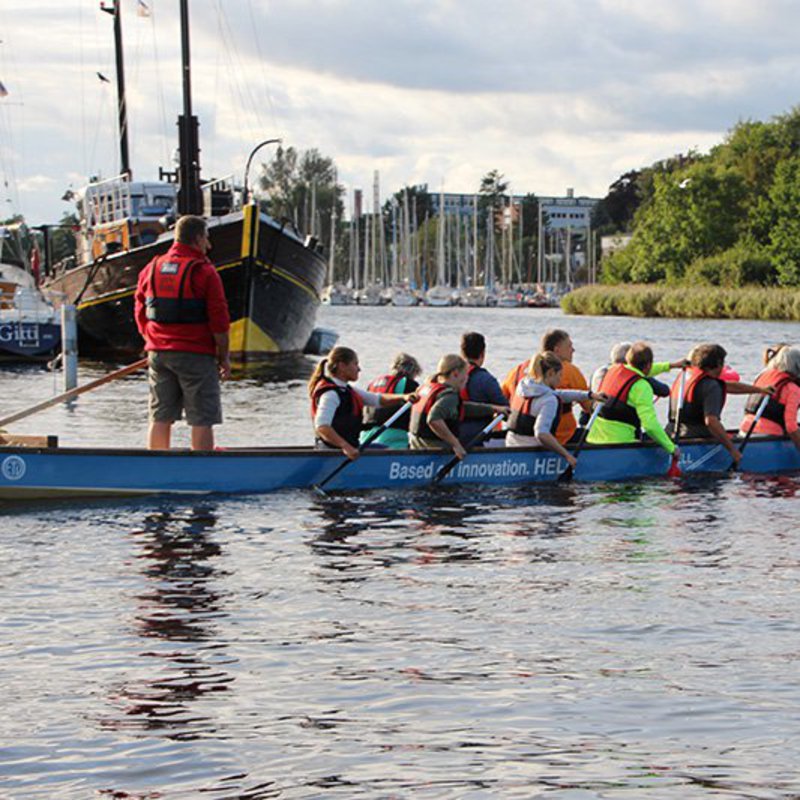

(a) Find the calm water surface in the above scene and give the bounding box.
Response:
[1,308,799,798]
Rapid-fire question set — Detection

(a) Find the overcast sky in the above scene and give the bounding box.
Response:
[1,0,799,225]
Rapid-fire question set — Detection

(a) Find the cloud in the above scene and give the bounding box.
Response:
[4,1,800,224]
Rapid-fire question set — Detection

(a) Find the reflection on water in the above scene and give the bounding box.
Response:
[99,504,236,741]
[232,353,317,383]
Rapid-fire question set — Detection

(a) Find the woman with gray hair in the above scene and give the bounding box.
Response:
[361,352,423,448]
[591,341,632,393]
[740,345,800,452]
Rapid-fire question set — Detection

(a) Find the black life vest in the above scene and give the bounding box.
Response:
[362,373,416,429]
[311,378,365,447]
[410,381,464,440]
[597,364,643,434]
[508,387,561,437]
[669,367,727,429]
[145,252,208,324]
[744,369,796,431]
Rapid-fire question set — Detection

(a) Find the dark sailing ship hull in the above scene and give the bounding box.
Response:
[42,206,326,362]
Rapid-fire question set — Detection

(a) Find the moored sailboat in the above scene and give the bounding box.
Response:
[0,225,60,360]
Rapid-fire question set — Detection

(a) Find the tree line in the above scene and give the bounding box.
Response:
[593,105,800,288]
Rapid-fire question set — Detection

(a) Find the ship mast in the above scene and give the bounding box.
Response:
[100,1,131,178]
[176,0,203,215]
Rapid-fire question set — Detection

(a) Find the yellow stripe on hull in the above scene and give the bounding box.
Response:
[229,316,280,356]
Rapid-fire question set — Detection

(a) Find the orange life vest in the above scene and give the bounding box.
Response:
[597,364,644,432]
[669,367,727,428]
[744,369,796,431]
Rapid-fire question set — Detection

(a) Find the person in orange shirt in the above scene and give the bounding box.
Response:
[501,329,590,444]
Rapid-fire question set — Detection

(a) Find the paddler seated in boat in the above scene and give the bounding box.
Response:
[506,351,604,468]
[309,346,416,460]
[458,331,507,446]
[590,341,677,397]
[667,343,772,467]
[739,345,800,453]
[501,329,590,444]
[409,354,509,459]
[587,342,678,457]
[360,352,422,449]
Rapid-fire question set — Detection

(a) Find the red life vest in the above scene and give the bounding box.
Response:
[311,378,365,447]
[597,364,644,433]
[669,367,727,429]
[459,363,480,400]
[744,369,796,431]
[508,388,561,437]
[145,252,208,324]
[363,373,416,429]
[410,381,464,440]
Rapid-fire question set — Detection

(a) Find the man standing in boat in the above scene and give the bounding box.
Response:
[134,215,231,451]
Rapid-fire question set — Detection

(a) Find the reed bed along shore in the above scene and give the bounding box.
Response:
[561,284,800,320]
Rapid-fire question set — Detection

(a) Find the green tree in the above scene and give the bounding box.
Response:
[50,213,79,265]
[605,163,746,283]
[478,169,508,231]
[257,146,344,254]
[768,154,800,285]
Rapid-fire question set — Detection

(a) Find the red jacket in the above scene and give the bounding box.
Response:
[134,241,230,355]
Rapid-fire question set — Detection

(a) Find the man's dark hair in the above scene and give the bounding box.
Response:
[627,341,653,373]
[175,215,208,246]
[461,331,486,361]
[691,343,727,371]
[541,328,569,352]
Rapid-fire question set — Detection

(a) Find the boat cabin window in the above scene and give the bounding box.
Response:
[130,193,176,218]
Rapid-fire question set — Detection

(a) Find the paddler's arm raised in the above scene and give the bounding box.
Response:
[463,401,509,418]
[724,381,774,395]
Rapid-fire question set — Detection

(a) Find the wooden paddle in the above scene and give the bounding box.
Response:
[558,401,603,482]
[431,413,505,485]
[729,393,769,472]
[0,357,148,429]
[666,365,687,477]
[313,400,414,496]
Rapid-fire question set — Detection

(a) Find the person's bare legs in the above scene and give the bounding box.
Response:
[148,421,172,450]
[191,425,214,451]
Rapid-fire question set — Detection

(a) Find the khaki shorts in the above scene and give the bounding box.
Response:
[148,351,222,427]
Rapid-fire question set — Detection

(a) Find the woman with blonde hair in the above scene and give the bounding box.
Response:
[309,346,415,460]
[506,351,601,467]
[409,354,508,459]
[740,345,800,452]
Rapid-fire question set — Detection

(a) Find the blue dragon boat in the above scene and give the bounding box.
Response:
[0,435,798,500]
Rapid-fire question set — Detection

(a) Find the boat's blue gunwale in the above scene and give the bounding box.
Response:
[1,432,787,459]
[0,435,797,500]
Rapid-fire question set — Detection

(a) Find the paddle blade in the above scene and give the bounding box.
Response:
[666,453,681,478]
